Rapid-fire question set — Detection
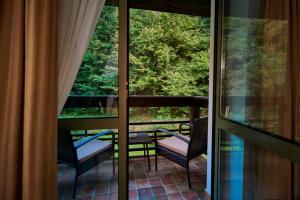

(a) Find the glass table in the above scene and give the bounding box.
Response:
[129,132,151,170]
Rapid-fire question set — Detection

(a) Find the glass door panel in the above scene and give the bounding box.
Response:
[219,130,292,200]
[294,164,300,199]
[220,0,291,138]
[58,0,128,199]
[213,0,300,199]
[60,3,119,119]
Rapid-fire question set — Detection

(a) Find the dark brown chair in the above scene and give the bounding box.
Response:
[58,130,115,198]
[154,117,208,189]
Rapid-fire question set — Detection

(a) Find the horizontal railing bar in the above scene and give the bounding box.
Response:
[63,95,208,108]
[128,95,208,107]
[72,128,190,137]
[129,120,189,125]
[128,147,155,151]
[72,133,191,142]
[62,95,290,109]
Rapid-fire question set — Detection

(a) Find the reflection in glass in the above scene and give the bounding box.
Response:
[219,130,292,200]
[220,0,291,138]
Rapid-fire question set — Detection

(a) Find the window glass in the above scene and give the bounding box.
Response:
[60,4,119,119]
[129,9,210,97]
[219,130,292,200]
[220,0,291,138]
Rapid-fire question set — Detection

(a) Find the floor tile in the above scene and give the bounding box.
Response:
[58,157,208,200]
[148,178,162,187]
[137,188,152,198]
[95,184,109,194]
[154,194,169,200]
[176,183,190,192]
[136,179,150,188]
[129,189,138,199]
[181,191,199,200]
[94,193,109,200]
[151,186,165,196]
[168,192,184,200]
[108,192,118,200]
[161,175,174,185]
[163,184,179,194]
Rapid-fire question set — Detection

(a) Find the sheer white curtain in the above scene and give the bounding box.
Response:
[58,0,106,114]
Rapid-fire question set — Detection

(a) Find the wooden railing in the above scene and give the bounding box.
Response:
[60,95,209,157]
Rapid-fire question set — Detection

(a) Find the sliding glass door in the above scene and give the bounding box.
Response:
[213,0,300,199]
[58,0,128,199]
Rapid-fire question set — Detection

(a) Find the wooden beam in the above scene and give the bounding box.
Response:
[63,95,209,108]
[106,0,211,17]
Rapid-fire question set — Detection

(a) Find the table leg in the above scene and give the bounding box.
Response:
[146,143,151,171]
[143,144,146,157]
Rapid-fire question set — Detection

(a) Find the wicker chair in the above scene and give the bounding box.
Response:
[154,117,208,189]
[58,130,115,198]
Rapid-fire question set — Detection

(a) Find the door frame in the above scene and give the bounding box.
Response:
[211,0,300,199]
[118,0,129,199]
[58,1,129,199]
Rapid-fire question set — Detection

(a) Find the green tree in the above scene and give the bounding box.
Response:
[129,10,210,96]
[71,6,119,95]
[65,7,210,119]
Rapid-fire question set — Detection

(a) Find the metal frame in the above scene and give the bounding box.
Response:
[59,1,129,199]
[118,0,129,199]
[212,0,300,199]
[58,1,212,198]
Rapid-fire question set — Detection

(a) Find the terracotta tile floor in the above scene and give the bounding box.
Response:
[57,156,209,200]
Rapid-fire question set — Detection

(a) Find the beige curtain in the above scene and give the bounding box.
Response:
[0,0,57,199]
[58,0,105,114]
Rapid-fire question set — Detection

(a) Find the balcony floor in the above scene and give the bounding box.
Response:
[58,156,209,200]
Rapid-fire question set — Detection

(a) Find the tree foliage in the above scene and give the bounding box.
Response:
[64,6,210,119]
[129,9,210,96]
[71,6,119,95]
[71,7,210,97]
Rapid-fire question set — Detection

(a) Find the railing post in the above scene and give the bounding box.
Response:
[190,105,200,122]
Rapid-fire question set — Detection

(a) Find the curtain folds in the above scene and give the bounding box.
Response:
[0,0,106,198]
[58,0,105,114]
[0,0,57,199]
[0,1,25,199]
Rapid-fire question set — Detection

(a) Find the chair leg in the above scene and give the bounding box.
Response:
[112,153,115,175]
[72,170,78,199]
[146,143,151,171]
[187,162,191,190]
[155,148,158,171]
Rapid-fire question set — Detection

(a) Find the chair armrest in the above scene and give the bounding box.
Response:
[156,128,189,143]
[74,130,114,149]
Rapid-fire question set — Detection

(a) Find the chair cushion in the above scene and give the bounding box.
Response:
[157,134,190,156]
[76,139,112,163]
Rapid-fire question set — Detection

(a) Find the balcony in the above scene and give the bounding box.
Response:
[57,95,209,200]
